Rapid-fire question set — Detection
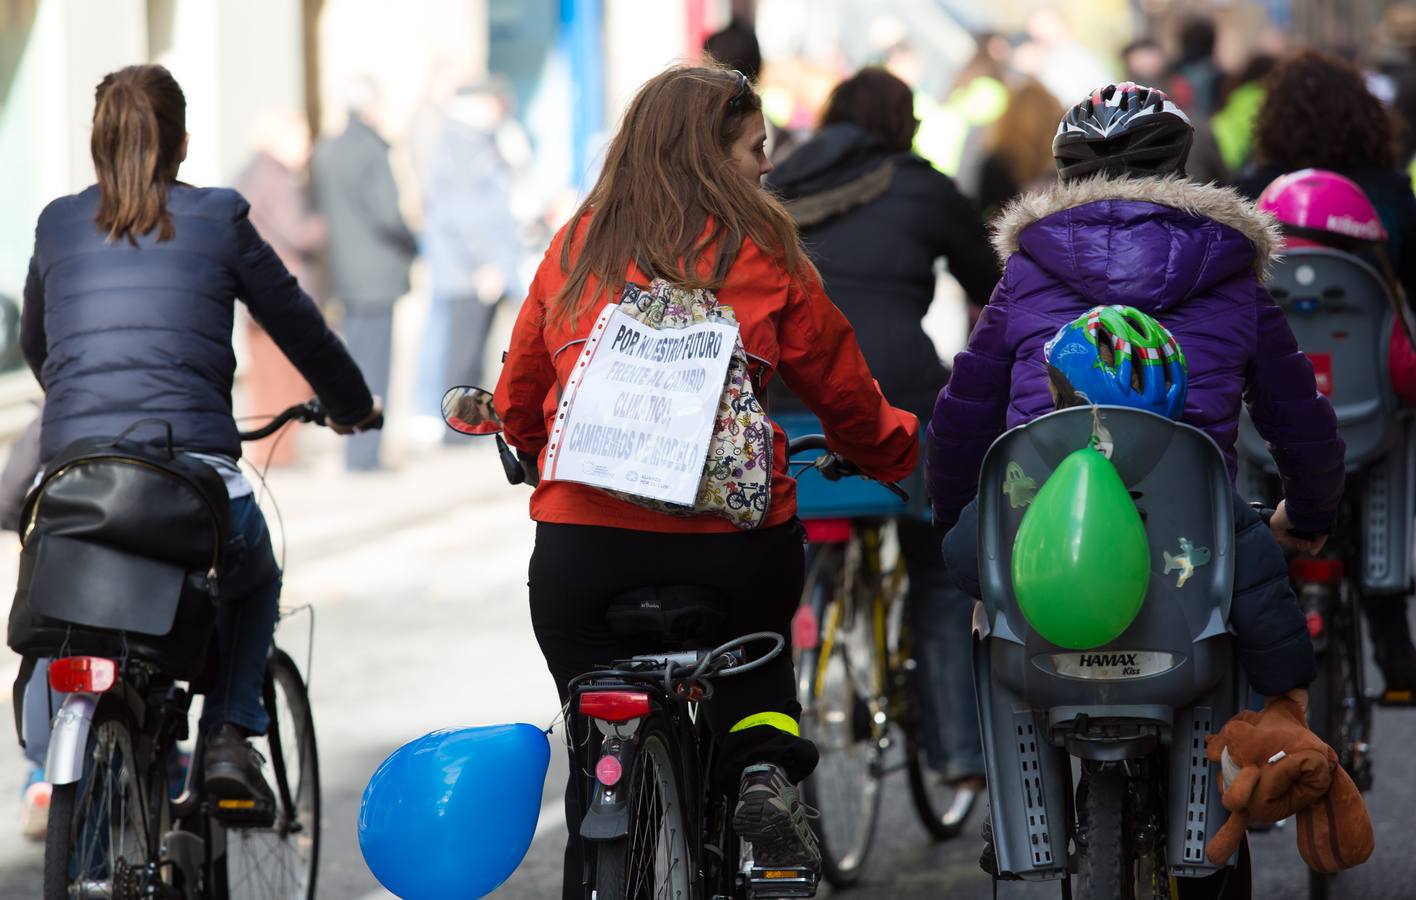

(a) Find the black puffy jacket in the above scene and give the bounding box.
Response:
[22,184,373,463]
[767,124,999,420]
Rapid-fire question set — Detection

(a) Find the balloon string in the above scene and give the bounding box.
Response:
[1089,404,1103,449]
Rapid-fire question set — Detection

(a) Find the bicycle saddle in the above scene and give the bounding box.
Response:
[605,585,728,647]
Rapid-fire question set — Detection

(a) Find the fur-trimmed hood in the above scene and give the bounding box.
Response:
[991,174,1282,279]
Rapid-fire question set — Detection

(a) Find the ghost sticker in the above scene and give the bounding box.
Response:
[1163,537,1212,588]
[1002,461,1038,509]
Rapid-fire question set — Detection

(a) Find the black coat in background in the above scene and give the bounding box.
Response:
[311,117,418,309]
[22,184,373,462]
[767,124,999,420]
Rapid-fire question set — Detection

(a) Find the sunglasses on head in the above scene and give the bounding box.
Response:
[725,69,753,114]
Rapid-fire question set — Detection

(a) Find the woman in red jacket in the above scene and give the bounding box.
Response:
[495,65,918,897]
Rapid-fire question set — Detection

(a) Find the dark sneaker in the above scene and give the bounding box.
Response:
[204,724,275,827]
[733,763,821,871]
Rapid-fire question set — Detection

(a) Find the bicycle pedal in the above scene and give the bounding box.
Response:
[1378,689,1416,707]
[209,797,276,829]
[747,865,817,897]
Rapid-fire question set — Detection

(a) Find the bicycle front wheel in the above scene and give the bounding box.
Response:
[44,701,156,900]
[903,729,978,841]
[593,725,693,900]
[216,649,321,900]
[797,544,883,887]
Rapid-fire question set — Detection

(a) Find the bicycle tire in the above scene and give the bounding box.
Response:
[593,723,694,900]
[44,699,155,900]
[215,649,321,900]
[798,543,883,887]
[1077,765,1135,900]
[903,728,975,841]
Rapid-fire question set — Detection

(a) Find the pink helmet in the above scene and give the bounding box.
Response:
[1257,168,1388,250]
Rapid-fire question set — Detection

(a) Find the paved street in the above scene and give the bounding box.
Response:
[1,438,1414,899]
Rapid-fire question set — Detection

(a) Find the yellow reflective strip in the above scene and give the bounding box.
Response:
[729,712,800,737]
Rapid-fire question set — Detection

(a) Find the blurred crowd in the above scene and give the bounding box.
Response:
[225,2,1416,474]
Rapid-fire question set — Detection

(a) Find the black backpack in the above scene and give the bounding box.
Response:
[7,420,230,679]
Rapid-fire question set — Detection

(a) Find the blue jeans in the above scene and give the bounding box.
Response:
[200,495,282,735]
[898,518,985,780]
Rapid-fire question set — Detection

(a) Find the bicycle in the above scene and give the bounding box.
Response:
[40,400,360,900]
[443,386,904,899]
[784,431,977,887]
[1254,494,1376,900]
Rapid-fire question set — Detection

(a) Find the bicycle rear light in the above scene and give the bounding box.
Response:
[791,604,819,650]
[1290,557,1343,584]
[48,657,117,693]
[1306,610,1325,638]
[803,519,851,544]
[579,690,651,723]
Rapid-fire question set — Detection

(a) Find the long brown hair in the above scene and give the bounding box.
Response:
[553,65,813,325]
[986,79,1063,190]
[91,65,187,245]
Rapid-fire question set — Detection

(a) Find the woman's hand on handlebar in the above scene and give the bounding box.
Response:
[1269,500,1327,555]
[327,395,384,435]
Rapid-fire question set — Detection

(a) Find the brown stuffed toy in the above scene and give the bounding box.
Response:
[1204,696,1374,872]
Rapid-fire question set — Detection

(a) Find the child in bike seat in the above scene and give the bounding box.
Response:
[925,83,1345,712]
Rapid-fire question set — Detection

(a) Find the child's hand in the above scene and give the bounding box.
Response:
[1270,500,1328,555]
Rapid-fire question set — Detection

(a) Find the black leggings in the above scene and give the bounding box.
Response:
[528,520,818,899]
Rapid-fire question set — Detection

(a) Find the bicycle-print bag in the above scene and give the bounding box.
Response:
[6,420,230,679]
[590,280,773,529]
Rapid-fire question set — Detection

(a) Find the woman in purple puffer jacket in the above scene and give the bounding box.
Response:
[927,83,1345,700]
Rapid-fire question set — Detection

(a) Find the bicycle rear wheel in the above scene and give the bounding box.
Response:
[44,700,157,900]
[797,543,883,887]
[215,649,321,900]
[594,724,693,899]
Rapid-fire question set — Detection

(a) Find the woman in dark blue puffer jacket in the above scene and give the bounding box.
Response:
[21,65,380,813]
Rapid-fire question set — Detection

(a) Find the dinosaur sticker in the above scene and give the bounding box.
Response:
[1163,537,1212,588]
[1002,461,1038,509]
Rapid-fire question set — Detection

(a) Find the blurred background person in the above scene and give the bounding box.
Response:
[1233,49,1416,698]
[766,66,998,812]
[1166,16,1224,120]
[1233,50,1416,301]
[416,79,521,437]
[1122,37,1168,86]
[313,78,418,473]
[974,78,1062,221]
[1211,55,1277,177]
[234,109,327,469]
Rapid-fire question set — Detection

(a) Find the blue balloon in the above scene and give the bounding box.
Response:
[358,723,551,899]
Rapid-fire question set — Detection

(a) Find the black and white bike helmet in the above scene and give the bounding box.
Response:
[1053,82,1194,181]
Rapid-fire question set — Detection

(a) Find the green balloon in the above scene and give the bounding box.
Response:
[1011,447,1150,650]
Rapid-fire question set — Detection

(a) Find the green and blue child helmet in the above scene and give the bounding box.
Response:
[1044,305,1188,419]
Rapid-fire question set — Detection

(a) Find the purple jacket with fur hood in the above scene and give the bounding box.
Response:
[926,175,1346,533]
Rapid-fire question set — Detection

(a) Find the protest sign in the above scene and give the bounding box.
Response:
[543,303,737,505]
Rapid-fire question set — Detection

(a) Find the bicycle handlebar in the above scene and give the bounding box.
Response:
[566,631,785,701]
[787,433,909,501]
[237,400,385,442]
[1250,502,1320,542]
